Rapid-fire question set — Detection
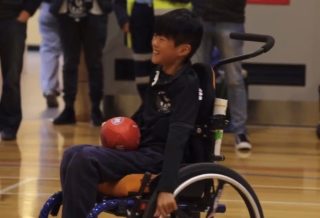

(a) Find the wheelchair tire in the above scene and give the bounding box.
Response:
[144,163,263,218]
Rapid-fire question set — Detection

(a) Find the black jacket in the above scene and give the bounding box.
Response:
[192,0,246,23]
[50,0,113,15]
[0,0,42,20]
[136,63,200,192]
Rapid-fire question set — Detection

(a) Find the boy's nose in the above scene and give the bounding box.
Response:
[152,36,160,46]
[151,40,157,49]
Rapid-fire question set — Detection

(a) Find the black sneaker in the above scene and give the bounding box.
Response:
[91,109,104,127]
[1,129,17,141]
[45,94,59,108]
[235,134,252,151]
[53,108,76,125]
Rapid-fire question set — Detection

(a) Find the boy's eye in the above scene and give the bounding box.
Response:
[153,34,166,41]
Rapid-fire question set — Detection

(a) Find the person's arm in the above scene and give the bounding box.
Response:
[156,73,200,216]
[113,0,130,31]
[18,0,42,22]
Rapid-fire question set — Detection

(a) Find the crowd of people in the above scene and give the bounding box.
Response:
[0,1,253,218]
[1,0,251,150]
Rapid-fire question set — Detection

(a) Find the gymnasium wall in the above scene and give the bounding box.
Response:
[27,10,40,46]
[245,0,320,102]
[244,0,319,126]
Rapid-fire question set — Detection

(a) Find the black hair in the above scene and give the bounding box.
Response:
[154,9,203,60]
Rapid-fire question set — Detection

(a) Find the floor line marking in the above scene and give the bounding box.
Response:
[0,178,36,195]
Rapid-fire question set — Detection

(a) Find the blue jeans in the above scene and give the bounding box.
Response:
[39,2,61,96]
[194,21,247,134]
[0,19,26,133]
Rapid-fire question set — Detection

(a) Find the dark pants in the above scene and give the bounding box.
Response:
[0,19,26,133]
[60,144,163,218]
[130,3,154,98]
[57,14,107,110]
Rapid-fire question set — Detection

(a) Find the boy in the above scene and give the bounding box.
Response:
[60,9,203,218]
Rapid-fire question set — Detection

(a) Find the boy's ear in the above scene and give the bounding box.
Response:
[178,44,192,57]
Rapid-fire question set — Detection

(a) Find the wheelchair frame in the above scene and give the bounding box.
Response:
[39,32,275,218]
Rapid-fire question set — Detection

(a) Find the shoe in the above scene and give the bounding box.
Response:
[91,109,104,127]
[235,134,252,152]
[45,94,59,108]
[1,129,17,141]
[53,108,76,125]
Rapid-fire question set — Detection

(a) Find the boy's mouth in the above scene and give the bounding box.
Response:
[153,49,159,55]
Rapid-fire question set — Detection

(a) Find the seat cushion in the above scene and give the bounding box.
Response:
[97,174,156,197]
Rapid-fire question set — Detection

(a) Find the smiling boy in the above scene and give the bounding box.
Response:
[59,9,203,218]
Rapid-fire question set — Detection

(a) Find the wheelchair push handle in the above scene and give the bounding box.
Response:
[230,32,275,53]
[213,32,275,72]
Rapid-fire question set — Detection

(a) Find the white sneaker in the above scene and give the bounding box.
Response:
[235,134,252,151]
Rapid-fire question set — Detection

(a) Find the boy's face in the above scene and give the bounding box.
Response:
[151,34,191,69]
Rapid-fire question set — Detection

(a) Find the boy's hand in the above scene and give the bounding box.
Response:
[17,10,30,23]
[155,192,177,217]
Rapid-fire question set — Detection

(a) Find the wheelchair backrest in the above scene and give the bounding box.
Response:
[192,63,215,125]
[183,63,216,163]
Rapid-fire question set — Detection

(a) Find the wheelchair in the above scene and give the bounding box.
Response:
[39,32,274,218]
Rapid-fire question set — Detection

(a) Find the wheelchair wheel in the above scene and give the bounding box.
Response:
[144,163,263,218]
[317,124,320,139]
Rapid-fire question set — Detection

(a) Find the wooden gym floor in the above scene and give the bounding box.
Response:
[0,52,319,218]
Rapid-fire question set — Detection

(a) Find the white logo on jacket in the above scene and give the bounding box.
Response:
[156,91,171,113]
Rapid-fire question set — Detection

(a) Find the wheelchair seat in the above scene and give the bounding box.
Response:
[97,174,157,197]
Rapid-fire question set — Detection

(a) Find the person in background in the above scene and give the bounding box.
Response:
[50,0,112,126]
[39,0,62,108]
[0,0,42,140]
[192,0,252,152]
[114,0,154,100]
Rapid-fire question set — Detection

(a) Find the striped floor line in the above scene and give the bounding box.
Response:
[0,178,36,195]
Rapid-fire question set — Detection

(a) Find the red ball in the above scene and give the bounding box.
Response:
[100,117,141,150]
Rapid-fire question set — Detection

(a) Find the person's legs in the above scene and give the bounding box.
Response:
[39,2,61,107]
[0,19,26,140]
[60,144,163,218]
[82,14,107,126]
[213,22,251,150]
[192,20,215,65]
[130,2,154,99]
[53,15,81,124]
